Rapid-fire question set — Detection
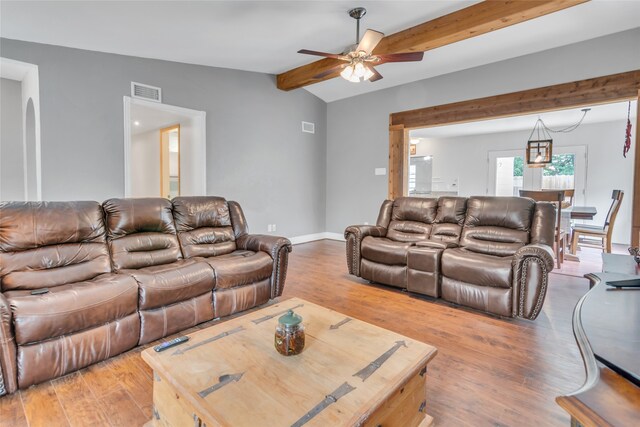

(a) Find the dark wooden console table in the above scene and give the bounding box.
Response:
[556,254,640,426]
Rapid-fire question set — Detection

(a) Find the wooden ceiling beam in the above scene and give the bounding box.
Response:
[390,70,640,129]
[276,0,590,91]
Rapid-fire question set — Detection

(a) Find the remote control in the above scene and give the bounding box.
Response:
[154,336,189,352]
[30,288,49,295]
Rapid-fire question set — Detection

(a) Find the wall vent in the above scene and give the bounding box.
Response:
[131,82,162,102]
[302,121,315,134]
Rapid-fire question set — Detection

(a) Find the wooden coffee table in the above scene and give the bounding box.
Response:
[142,297,437,426]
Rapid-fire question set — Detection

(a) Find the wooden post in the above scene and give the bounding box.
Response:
[633,90,640,247]
[389,122,408,200]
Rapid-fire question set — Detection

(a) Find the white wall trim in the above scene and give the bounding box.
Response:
[289,232,345,245]
[123,96,206,197]
[0,57,42,201]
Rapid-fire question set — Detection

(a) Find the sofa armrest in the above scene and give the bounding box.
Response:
[415,240,458,250]
[0,293,17,395]
[344,225,387,276]
[512,244,555,320]
[236,234,293,298]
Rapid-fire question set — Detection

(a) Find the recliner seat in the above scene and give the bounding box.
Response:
[0,201,140,390]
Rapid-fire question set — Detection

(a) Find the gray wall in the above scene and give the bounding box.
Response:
[326,28,640,233]
[0,77,24,200]
[0,38,327,237]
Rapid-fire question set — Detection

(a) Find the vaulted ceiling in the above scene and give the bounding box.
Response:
[1,1,639,102]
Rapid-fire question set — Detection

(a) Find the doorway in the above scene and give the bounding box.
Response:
[488,145,587,203]
[160,125,180,199]
[123,97,206,198]
[0,57,41,201]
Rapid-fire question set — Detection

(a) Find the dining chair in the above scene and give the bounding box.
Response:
[543,188,575,209]
[570,190,624,254]
[543,188,574,244]
[519,190,565,268]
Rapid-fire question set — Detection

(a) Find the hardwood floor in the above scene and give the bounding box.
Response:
[0,240,600,426]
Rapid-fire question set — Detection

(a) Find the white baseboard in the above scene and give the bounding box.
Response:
[289,232,345,245]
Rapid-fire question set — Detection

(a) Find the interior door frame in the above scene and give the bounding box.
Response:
[487,149,534,196]
[160,124,181,198]
[487,146,587,203]
[388,70,640,245]
[123,96,206,198]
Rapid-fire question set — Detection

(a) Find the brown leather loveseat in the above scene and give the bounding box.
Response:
[345,196,555,320]
[0,196,291,395]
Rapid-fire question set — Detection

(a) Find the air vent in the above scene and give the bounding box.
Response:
[131,82,161,102]
[302,121,315,134]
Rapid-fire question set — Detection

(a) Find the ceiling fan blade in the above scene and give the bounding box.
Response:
[356,29,384,54]
[365,64,383,82]
[376,52,424,64]
[298,49,346,60]
[312,64,347,80]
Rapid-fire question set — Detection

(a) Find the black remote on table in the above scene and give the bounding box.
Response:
[154,336,189,352]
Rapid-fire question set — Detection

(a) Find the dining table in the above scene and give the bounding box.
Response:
[566,206,598,220]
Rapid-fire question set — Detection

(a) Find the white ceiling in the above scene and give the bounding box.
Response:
[1,1,639,102]
[131,103,191,135]
[411,100,638,139]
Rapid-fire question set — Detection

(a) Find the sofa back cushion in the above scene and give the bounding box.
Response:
[387,197,437,242]
[431,197,467,243]
[460,197,535,257]
[172,196,237,258]
[103,198,181,270]
[0,201,110,291]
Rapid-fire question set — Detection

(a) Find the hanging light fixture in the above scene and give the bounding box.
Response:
[526,119,552,167]
[525,108,590,168]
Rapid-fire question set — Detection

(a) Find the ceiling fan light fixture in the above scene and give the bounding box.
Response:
[340,60,374,83]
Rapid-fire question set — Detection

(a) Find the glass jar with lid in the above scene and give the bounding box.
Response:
[274,309,305,356]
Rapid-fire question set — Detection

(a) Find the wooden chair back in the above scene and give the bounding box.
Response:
[604,190,624,232]
[542,188,574,209]
[519,190,564,234]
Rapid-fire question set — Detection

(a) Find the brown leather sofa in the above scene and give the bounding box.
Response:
[0,197,291,395]
[345,196,555,320]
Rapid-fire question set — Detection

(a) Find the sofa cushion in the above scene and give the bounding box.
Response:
[204,250,272,289]
[435,197,467,226]
[361,237,413,266]
[173,196,238,258]
[430,223,462,244]
[441,248,513,288]
[0,201,110,292]
[460,226,529,257]
[387,221,432,243]
[109,232,182,270]
[464,196,535,231]
[0,201,106,252]
[122,259,215,309]
[6,273,139,345]
[173,196,232,231]
[391,197,438,223]
[103,198,176,239]
[103,198,182,270]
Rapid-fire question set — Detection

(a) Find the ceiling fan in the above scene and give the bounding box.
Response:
[297,7,424,83]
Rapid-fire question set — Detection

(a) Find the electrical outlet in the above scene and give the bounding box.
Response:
[272,224,277,232]
[267,224,272,232]
[364,222,369,225]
